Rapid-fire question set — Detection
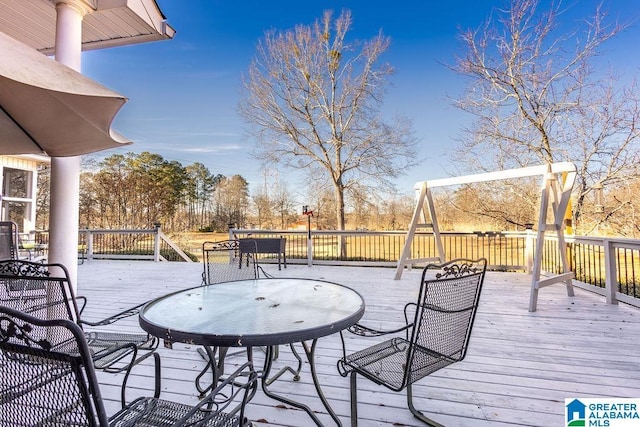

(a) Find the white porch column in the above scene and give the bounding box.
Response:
[49,1,90,289]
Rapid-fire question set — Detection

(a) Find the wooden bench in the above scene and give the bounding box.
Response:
[239,237,286,270]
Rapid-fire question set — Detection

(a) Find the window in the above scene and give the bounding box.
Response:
[3,168,31,198]
[6,201,27,230]
[1,167,34,232]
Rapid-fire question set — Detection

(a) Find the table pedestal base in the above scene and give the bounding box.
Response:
[262,340,342,426]
[198,342,342,426]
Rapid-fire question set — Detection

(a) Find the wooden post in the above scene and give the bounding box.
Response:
[524,225,534,274]
[153,223,161,262]
[603,239,619,305]
[86,229,93,262]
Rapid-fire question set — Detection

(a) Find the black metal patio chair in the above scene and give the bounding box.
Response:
[202,239,272,285]
[0,220,19,260]
[337,258,487,427]
[0,305,257,427]
[0,259,161,407]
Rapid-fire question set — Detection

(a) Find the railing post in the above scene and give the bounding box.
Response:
[603,239,618,305]
[302,207,313,267]
[524,227,535,274]
[153,223,161,262]
[86,229,93,261]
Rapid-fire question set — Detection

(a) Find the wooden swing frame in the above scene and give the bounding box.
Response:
[394,162,577,311]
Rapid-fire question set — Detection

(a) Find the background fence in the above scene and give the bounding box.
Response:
[32,226,193,262]
[28,227,640,307]
[233,229,639,307]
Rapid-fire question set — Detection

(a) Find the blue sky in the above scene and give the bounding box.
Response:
[82,0,640,201]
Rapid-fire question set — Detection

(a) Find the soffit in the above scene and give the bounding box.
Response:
[0,0,175,54]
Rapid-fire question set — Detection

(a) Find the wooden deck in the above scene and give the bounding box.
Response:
[76,261,640,426]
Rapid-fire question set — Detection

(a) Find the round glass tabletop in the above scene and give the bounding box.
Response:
[139,278,365,347]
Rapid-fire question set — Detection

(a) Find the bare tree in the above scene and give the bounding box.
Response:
[251,189,273,229]
[304,180,337,230]
[379,195,414,231]
[240,9,418,237]
[185,163,220,230]
[213,175,250,229]
[271,181,297,230]
[346,183,374,230]
[249,171,297,229]
[585,175,639,238]
[439,180,540,232]
[452,0,640,233]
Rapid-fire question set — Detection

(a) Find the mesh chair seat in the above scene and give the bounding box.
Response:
[86,330,157,370]
[110,397,240,427]
[341,336,463,391]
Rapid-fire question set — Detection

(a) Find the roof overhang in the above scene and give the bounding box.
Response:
[0,0,175,54]
[1,154,51,164]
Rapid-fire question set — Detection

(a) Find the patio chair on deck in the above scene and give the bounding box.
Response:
[18,231,48,262]
[0,259,160,407]
[202,239,272,285]
[0,221,19,260]
[337,258,487,427]
[0,305,257,427]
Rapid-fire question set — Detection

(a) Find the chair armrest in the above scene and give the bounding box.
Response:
[174,361,258,426]
[340,315,415,363]
[76,296,88,316]
[347,302,417,338]
[341,305,416,363]
[347,322,413,337]
[80,301,147,327]
[403,302,418,338]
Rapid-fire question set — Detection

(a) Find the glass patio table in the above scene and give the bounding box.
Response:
[139,277,365,426]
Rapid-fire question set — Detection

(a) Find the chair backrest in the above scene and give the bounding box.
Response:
[405,258,486,386]
[0,220,19,260]
[0,259,82,325]
[202,239,259,285]
[0,305,109,426]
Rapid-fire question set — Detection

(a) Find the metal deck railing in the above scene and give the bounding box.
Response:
[29,227,640,307]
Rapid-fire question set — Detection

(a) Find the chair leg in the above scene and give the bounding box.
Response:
[152,352,161,398]
[119,347,138,408]
[119,349,161,407]
[350,371,358,427]
[407,383,445,427]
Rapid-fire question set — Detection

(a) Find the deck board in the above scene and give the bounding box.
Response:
[76,261,640,426]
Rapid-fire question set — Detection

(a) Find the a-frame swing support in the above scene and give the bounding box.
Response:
[394,162,577,312]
